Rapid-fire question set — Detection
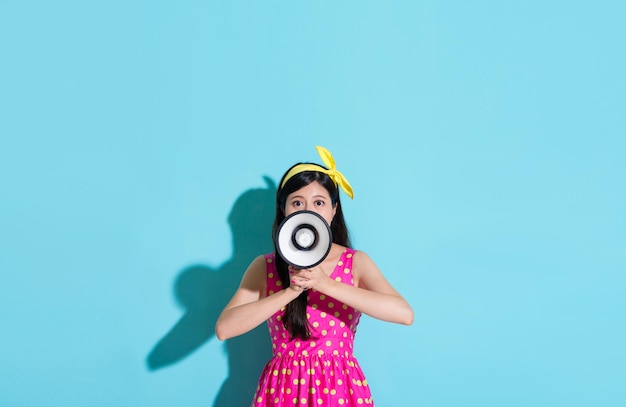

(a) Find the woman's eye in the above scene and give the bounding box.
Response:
[315,200,324,207]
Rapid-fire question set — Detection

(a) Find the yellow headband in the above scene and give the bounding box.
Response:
[280,146,354,199]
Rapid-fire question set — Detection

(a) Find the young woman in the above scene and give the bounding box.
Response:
[216,146,413,406]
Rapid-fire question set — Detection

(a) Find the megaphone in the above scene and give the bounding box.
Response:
[276,210,332,269]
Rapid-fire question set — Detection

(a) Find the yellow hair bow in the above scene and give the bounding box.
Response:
[280,146,354,199]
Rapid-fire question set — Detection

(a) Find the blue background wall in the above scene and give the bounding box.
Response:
[1,1,624,406]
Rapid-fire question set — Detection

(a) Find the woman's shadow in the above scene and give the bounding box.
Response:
[146,177,275,406]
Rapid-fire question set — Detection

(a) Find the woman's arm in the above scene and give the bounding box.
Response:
[292,251,414,325]
[215,255,302,341]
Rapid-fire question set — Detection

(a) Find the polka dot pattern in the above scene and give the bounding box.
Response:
[252,249,374,406]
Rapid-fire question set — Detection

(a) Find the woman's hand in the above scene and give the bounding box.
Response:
[288,265,332,292]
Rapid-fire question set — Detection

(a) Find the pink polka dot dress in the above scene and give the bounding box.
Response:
[252,248,374,406]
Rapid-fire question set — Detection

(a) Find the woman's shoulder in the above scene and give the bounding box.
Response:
[351,248,373,262]
[245,254,273,276]
[350,249,380,274]
[333,245,372,265]
[239,254,272,296]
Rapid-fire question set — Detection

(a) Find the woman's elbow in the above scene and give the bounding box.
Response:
[215,321,230,341]
[399,305,414,326]
[402,311,414,326]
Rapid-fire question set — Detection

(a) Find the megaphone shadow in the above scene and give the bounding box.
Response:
[146,177,276,407]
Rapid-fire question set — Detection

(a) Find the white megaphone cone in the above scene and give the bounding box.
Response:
[276,210,332,268]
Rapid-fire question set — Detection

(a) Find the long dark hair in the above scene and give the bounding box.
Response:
[272,163,351,340]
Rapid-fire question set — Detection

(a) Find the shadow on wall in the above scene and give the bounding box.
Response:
[147,177,276,407]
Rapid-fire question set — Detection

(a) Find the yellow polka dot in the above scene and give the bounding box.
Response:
[277,281,283,286]
[321,329,328,336]
[328,302,334,308]
[334,312,340,317]
[320,312,327,318]
[335,277,342,281]
[269,290,275,295]
[343,304,348,310]
[320,295,326,300]
[338,260,344,266]
[295,341,301,348]
[344,268,350,274]
[329,320,336,326]
[326,340,332,346]
[357,398,364,404]
[317,398,323,405]
[330,389,337,395]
